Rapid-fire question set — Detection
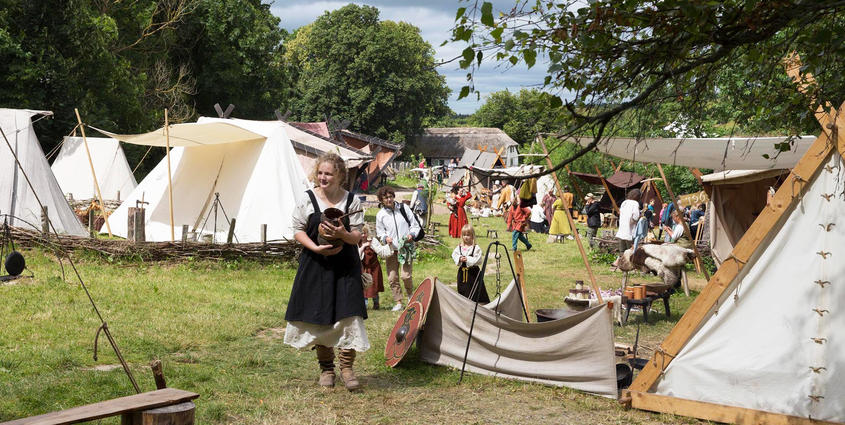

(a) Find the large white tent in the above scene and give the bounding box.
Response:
[51,136,137,201]
[627,111,845,422]
[0,109,86,236]
[103,117,309,242]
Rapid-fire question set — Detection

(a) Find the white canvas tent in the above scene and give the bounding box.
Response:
[419,280,617,397]
[0,109,86,236]
[51,136,137,201]
[627,97,845,422]
[103,117,309,242]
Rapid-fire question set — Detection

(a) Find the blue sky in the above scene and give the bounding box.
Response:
[270,0,547,115]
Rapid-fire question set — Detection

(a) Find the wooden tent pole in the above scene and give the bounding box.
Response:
[564,165,585,201]
[656,163,709,282]
[165,109,175,242]
[538,136,602,303]
[74,109,112,237]
[594,165,619,214]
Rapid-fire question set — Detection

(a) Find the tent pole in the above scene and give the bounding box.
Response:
[594,164,620,214]
[564,165,585,202]
[74,109,112,238]
[538,135,602,303]
[656,163,710,285]
[165,109,175,242]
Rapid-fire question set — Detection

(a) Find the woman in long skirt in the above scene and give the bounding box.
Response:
[284,152,368,391]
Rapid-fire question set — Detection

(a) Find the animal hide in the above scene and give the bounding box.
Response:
[617,243,695,286]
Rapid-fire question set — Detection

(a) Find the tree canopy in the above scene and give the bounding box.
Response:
[285,4,450,142]
[453,0,845,173]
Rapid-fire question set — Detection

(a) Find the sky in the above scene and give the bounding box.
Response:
[270,0,547,115]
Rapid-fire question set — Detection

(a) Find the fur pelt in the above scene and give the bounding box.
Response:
[617,243,695,286]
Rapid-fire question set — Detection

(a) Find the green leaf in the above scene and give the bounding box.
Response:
[459,85,471,99]
[509,56,518,65]
[462,47,475,63]
[548,95,562,108]
[456,7,467,21]
[476,50,483,66]
[523,49,536,68]
[481,2,494,27]
[504,39,515,50]
[491,27,504,44]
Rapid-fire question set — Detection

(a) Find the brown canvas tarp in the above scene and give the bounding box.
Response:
[418,281,617,398]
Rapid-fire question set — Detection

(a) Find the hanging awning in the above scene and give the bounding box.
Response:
[570,135,816,171]
[90,122,266,147]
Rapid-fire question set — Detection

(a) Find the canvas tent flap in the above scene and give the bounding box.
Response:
[652,152,845,422]
[0,108,86,236]
[92,122,266,147]
[51,137,137,201]
[419,280,617,397]
[571,135,815,171]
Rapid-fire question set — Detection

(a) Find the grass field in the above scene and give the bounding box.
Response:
[0,193,710,424]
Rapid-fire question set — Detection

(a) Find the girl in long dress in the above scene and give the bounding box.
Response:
[448,187,472,238]
[359,225,387,310]
[549,196,573,238]
[284,152,368,391]
[452,224,489,303]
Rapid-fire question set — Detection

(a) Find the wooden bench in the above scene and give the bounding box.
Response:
[2,388,199,425]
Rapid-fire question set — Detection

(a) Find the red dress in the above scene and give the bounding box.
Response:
[360,244,384,298]
[448,192,472,238]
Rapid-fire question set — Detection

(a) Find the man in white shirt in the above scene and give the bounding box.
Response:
[614,189,641,252]
[375,187,422,311]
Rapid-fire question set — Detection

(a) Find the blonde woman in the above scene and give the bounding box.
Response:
[284,152,368,391]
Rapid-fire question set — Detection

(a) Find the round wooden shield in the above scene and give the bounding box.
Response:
[383,277,437,368]
[408,276,435,317]
[384,301,424,368]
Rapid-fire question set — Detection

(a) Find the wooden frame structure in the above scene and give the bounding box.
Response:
[624,58,845,424]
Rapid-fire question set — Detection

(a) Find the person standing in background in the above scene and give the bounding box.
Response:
[615,189,641,252]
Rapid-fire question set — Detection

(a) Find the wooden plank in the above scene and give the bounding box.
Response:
[513,250,529,322]
[1,388,199,425]
[538,136,603,304]
[628,391,840,425]
[629,106,840,393]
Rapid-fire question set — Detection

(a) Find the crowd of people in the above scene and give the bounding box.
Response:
[286,152,705,392]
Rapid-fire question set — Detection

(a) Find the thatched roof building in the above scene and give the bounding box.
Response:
[410,128,519,167]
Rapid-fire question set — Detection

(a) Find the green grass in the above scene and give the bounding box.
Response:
[0,203,709,424]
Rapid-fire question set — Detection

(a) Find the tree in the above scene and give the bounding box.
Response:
[470,88,571,144]
[452,0,845,175]
[285,4,450,142]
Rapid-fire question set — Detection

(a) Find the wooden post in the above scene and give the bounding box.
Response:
[41,206,49,236]
[226,218,236,244]
[594,164,619,214]
[122,402,195,425]
[513,250,530,321]
[117,190,121,202]
[133,208,145,243]
[538,136,603,303]
[150,360,167,390]
[88,209,96,238]
[656,163,710,285]
[261,224,267,252]
[165,109,175,242]
[181,225,188,244]
[75,108,112,237]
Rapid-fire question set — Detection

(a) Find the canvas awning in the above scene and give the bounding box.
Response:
[570,135,816,171]
[91,122,266,147]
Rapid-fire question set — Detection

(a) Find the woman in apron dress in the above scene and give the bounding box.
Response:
[284,153,367,391]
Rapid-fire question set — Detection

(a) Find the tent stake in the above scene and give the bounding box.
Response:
[75,109,112,237]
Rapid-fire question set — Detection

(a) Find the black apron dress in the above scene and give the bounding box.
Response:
[456,245,490,303]
[284,190,366,326]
